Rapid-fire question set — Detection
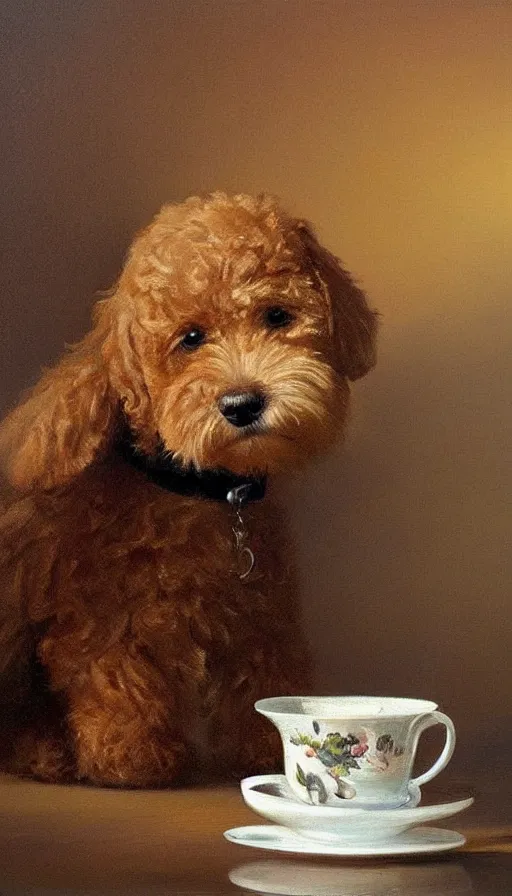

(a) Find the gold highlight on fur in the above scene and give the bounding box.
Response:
[0,192,377,787]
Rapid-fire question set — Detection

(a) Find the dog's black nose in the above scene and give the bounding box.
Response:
[218,391,267,428]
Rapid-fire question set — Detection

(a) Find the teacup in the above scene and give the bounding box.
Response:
[255,696,456,809]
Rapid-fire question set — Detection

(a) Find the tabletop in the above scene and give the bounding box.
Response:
[0,767,510,896]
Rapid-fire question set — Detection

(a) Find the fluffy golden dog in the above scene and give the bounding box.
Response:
[0,193,377,787]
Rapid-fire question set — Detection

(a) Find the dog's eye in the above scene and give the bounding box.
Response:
[264,306,294,329]
[179,328,206,351]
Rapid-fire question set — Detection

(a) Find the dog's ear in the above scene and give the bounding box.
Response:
[0,301,119,492]
[297,222,378,380]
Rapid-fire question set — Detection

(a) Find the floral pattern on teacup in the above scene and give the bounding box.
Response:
[291,721,405,802]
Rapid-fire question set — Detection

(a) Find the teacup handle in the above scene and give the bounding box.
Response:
[411,711,456,788]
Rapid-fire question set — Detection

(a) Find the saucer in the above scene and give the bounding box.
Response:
[241,775,473,844]
[224,825,466,857]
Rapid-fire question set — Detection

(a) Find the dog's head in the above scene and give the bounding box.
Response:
[0,193,378,490]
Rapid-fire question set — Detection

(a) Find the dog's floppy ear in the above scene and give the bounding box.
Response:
[297,222,378,380]
[0,301,119,492]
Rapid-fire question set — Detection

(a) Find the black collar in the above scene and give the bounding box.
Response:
[117,439,267,505]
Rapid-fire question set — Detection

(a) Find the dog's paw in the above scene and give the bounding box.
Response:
[5,730,76,783]
[76,736,188,789]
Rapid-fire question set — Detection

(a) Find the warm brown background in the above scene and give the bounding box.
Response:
[1,1,510,752]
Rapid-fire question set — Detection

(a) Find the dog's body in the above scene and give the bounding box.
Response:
[0,193,377,787]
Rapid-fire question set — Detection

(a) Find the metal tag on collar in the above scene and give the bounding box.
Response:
[227,483,256,581]
[226,483,253,508]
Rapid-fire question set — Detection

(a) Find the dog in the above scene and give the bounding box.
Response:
[0,192,377,787]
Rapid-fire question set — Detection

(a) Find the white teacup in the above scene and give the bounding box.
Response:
[255,696,456,809]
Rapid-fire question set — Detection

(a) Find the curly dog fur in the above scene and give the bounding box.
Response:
[0,192,377,787]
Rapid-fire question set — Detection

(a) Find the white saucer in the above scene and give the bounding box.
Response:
[224,824,466,857]
[241,775,473,844]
